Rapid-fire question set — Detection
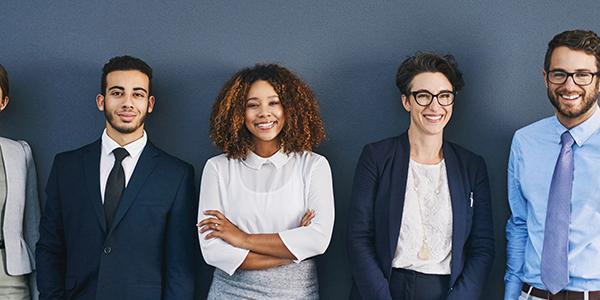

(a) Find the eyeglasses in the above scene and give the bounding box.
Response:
[410,90,455,106]
[546,70,600,86]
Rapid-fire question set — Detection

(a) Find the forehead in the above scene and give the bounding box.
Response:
[410,72,452,91]
[247,80,278,98]
[549,46,598,71]
[105,70,150,90]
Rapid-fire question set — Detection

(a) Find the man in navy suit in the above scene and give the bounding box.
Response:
[36,55,197,299]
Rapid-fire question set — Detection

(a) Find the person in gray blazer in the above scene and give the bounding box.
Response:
[0,64,41,300]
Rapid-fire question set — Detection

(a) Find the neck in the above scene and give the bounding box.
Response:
[556,104,597,129]
[253,140,281,158]
[106,126,144,147]
[408,127,444,164]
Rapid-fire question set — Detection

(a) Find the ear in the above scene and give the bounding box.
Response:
[147,96,155,113]
[0,96,9,112]
[401,94,411,112]
[96,94,105,111]
[542,69,549,89]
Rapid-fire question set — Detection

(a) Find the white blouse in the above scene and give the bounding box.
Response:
[198,150,335,275]
[392,159,453,274]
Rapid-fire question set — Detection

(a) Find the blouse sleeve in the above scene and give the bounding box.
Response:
[197,159,249,275]
[278,155,335,262]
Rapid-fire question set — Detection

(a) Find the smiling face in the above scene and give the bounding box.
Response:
[544,46,599,128]
[244,80,285,156]
[402,72,454,137]
[96,70,155,142]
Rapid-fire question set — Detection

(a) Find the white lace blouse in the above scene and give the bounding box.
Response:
[392,159,453,274]
[198,150,335,275]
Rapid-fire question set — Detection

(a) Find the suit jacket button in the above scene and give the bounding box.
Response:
[104,247,112,254]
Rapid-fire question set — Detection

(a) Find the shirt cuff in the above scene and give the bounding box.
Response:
[504,279,523,300]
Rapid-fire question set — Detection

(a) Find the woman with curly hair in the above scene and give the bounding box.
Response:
[197,64,334,299]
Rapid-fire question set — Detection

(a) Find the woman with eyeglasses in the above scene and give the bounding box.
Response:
[348,52,494,300]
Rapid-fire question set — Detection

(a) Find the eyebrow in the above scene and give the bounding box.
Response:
[550,68,597,72]
[246,95,280,101]
[412,89,454,93]
[107,86,148,94]
[133,87,148,93]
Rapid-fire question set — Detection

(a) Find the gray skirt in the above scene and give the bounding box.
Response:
[207,259,318,300]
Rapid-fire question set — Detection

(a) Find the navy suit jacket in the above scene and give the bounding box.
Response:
[348,133,494,300]
[36,140,198,300]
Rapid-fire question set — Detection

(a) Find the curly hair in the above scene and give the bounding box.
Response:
[544,29,600,71]
[209,64,326,160]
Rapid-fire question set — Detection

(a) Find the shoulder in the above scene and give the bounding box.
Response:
[513,115,555,141]
[53,140,99,162]
[445,141,483,163]
[294,151,331,169]
[149,143,193,173]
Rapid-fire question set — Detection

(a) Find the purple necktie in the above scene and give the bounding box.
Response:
[541,131,574,294]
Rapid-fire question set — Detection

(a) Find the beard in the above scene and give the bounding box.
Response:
[547,84,599,119]
[104,108,147,134]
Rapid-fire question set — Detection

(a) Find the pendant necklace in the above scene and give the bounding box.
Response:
[411,160,444,261]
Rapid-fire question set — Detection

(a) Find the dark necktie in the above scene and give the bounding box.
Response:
[104,147,129,228]
[541,131,575,294]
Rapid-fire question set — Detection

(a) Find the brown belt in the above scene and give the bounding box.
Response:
[522,283,600,300]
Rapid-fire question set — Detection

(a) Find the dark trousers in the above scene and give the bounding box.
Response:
[390,268,450,300]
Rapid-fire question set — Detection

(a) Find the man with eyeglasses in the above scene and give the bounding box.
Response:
[505,29,600,300]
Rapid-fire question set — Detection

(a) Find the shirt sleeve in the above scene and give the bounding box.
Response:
[198,159,249,275]
[278,155,335,262]
[504,134,527,300]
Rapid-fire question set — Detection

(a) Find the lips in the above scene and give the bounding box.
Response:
[118,112,136,122]
[256,121,276,129]
[559,93,582,101]
[423,114,443,122]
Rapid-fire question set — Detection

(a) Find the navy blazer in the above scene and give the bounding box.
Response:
[36,140,198,300]
[348,133,494,300]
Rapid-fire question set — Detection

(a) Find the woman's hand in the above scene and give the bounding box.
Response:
[198,210,249,248]
[300,209,315,227]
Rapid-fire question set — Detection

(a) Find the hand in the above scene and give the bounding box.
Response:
[197,210,249,248]
[300,209,315,227]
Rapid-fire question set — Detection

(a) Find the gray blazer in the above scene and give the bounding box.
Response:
[0,137,40,299]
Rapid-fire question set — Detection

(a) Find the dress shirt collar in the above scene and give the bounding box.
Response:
[554,106,600,146]
[242,149,290,170]
[101,129,148,158]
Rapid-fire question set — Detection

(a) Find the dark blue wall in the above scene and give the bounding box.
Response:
[1,1,599,299]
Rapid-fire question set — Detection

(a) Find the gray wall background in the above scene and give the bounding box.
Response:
[1,1,599,299]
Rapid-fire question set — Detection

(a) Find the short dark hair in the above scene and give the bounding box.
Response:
[544,30,600,71]
[0,64,8,98]
[395,52,464,96]
[101,55,153,95]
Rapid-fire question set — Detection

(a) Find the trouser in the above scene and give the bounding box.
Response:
[0,248,30,300]
[389,268,450,300]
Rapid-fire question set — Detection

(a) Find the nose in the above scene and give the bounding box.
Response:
[428,95,442,109]
[122,93,134,108]
[562,74,580,89]
[257,104,272,117]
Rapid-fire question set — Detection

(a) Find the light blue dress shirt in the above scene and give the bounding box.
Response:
[505,108,600,300]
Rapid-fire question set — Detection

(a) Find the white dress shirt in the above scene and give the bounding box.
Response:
[198,150,335,275]
[392,159,452,274]
[99,129,147,203]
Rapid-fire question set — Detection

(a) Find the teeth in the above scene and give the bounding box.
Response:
[256,121,275,129]
[424,115,442,121]
[561,94,581,100]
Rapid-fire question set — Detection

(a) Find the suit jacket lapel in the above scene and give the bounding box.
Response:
[388,133,410,258]
[443,142,467,286]
[107,141,159,234]
[83,140,106,233]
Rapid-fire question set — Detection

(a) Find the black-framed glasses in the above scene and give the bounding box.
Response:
[546,69,600,86]
[410,90,455,106]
